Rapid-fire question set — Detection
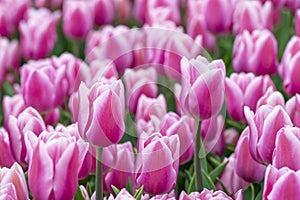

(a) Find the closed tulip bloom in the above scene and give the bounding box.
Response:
[26,131,88,200]
[263,165,300,200]
[114,0,132,24]
[203,0,236,33]
[94,0,114,25]
[19,8,60,60]
[124,68,157,113]
[244,105,292,164]
[272,126,300,170]
[63,0,94,39]
[286,94,300,127]
[225,73,275,122]
[3,94,26,128]
[180,56,225,120]
[279,36,300,95]
[0,163,29,200]
[136,133,179,195]
[7,107,46,166]
[233,30,278,75]
[0,128,16,168]
[233,1,273,35]
[76,79,125,147]
[256,87,285,109]
[234,127,266,182]
[89,59,119,86]
[216,156,249,195]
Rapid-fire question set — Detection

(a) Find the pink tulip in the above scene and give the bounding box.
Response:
[114,0,132,24]
[0,37,20,84]
[263,165,300,199]
[272,126,300,170]
[257,0,286,9]
[89,59,119,86]
[3,94,26,128]
[0,0,30,36]
[135,94,167,123]
[201,115,225,156]
[76,79,125,147]
[104,142,134,193]
[124,68,157,113]
[160,112,196,164]
[186,0,216,51]
[203,0,237,33]
[94,0,115,25]
[244,105,292,164]
[296,10,300,36]
[7,107,46,166]
[44,108,60,125]
[233,1,273,35]
[285,0,300,12]
[35,0,63,9]
[26,130,88,200]
[286,94,300,127]
[0,128,15,168]
[216,156,249,195]
[233,29,278,75]
[0,183,18,199]
[279,36,300,95]
[19,8,60,60]
[234,127,266,182]
[224,128,239,146]
[225,72,275,122]
[62,0,94,39]
[136,133,179,195]
[141,190,176,200]
[256,87,285,110]
[179,189,240,200]
[180,56,225,120]
[21,59,68,112]
[0,163,28,200]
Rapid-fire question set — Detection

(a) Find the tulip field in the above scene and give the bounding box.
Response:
[1,0,300,199]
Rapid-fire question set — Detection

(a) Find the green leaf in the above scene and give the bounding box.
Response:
[134,185,144,200]
[126,178,133,195]
[201,169,216,190]
[74,187,85,200]
[111,185,120,196]
[207,153,222,168]
[209,161,229,183]
[255,189,263,200]
[242,184,255,200]
[187,174,195,194]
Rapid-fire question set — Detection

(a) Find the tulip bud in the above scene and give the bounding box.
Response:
[94,0,114,25]
[180,56,225,120]
[234,127,266,182]
[19,8,60,60]
[233,1,273,35]
[286,94,300,127]
[225,72,275,122]
[76,79,125,147]
[244,105,292,164]
[279,36,300,95]
[233,30,278,75]
[263,165,300,199]
[136,133,179,195]
[62,0,94,39]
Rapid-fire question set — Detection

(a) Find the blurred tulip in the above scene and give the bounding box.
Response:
[136,133,179,195]
[286,94,300,127]
[21,59,68,112]
[63,0,94,39]
[179,189,239,200]
[141,190,176,200]
[263,165,300,199]
[124,68,157,113]
[233,30,278,75]
[89,59,119,86]
[26,131,88,200]
[256,0,286,9]
[180,56,225,120]
[224,128,239,146]
[273,126,300,170]
[225,72,275,122]
[234,127,266,182]
[244,105,292,164]
[279,36,300,95]
[216,156,249,195]
[114,0,132,24]
[186,0,216,51]
[0,163,28,200]
[19,8,60,60]
[3,94,26,128]
[76,79,125,147]
[285,0,300,12]
[233,1,273,35]
[296,10,300,36]
[94,0,114,25]
[7,107,46,166]
[35,0,63,9]
[0,128,15,168]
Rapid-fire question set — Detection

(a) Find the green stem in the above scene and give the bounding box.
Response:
[96,147,103,200]
[194,120,203,192]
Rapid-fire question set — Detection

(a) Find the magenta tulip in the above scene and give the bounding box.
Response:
[285,0,300,11]
[263,165,300,200]
[233,29,278,75]
[256,87,285,110]
[286,94,300,127]
[89,59,119,86]
[180,56,225,119]
[244,105,292,164]
[35,0,63,9]
[94,0,114,25]
[124,68,158,113]
[225,72,275,122]
[76,79,125,147]
[0,128,15,168]
[234,127,266,182]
